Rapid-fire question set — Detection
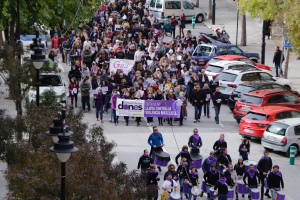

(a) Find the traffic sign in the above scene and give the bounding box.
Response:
[284,36,292,48]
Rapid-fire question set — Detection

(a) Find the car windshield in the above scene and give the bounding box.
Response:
[266,122,288,136]
[40,75,62,86]
[238,58,253,65]
[217,72,237,82]
[240,94,263,104]
[235,85,255,94]
[207,58,222,64]
[245,112,269,121]
[206,65,223,73]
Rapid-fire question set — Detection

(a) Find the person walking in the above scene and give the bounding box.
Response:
[202,83,213,118]
[62,37,72,65]
[178,91,187,126]
[95,87,104,122]
[146,91,155,126]
[191,84,205,123]
[170,14,178,38]
[214,173,229,200]
[147,164,160,200]
[155,89,164,126]
[186,166,200,200]
[204,164,220,200]
[212,87,223,124]
[257,150,273,199]
[177,158,190,199]
[272,46,284,77]
[80,78,91,112]
[110,89,119,126]
[267,165,285,200]
[243,164,261,200]
[137,149,153,174]
[239,138,250,161]
[178,13,186,38]
[68,77,79,108]
[188,128,203,154]
[213,134,227,158]
[218,148,232,172]
[148,126,164,171]
[175,145,192,166]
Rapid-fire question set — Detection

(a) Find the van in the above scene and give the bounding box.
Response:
[262,118,300,157]
[148,0,206,23]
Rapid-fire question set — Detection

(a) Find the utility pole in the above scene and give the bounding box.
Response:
[261,20,266,64]
[236,0,239,46]
[241,15,247,46]
[212,0,216,25]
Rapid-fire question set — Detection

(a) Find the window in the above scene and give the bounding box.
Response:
[238,58,253,65]
[259,72,273,81]
[206,65,223,73]
[241,73,260,81]
[266,122,288,136]
[275,111,292,120]
[235,85,255,94]
[294,125,300,136]
[156,0,162,8]
[150,0,156,7]
[207,58,222,64]
[267,95,285,104]
[245,112,269,121]
[165,1,181,9]
[217,72,237,82]
[194,46,215,56]
[240,95,263,105]
[183,1,193,9]
[282,94,298,103]
[272,84,289,92]
[259,84,274,89]
[200,46,212,53]
[291,111,300,118]
[229,46,243,55]
[219,47,228,55]
[40,75,62,86]
[228,65,256,71]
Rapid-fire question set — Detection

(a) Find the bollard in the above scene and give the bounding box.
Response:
[290,146,296,165]
[164,16,168,24]
[192,16,195,28]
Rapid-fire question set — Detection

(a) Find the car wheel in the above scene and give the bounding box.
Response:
[264,147,273,152]
[286,144,299,157]
[236,119,240,124]
[196,14,204,23]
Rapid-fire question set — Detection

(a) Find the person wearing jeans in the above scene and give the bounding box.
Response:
[95,87,104,123]
[191,84,205,123]
[273,46,284,77]
[212,87,223,124]
[68,77,79,107]
[267,165,284,200]
[202,83,213,118]
[110,90,119,126]
[80,78,91,111]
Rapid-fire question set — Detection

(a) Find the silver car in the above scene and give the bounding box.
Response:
[261,118,300,157]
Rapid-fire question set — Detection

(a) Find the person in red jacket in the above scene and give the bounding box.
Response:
[51,33,61,50]
[68,77,79,107]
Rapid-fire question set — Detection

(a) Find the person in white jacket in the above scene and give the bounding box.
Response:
[134,46,145,61]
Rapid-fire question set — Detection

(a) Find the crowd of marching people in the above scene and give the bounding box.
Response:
[49,0,223,126]
[138,129,285,200]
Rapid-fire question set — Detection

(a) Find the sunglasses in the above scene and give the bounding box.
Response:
[171,168,175,170]
[154,129,158,131]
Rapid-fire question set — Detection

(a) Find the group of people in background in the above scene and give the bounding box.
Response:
[138,130,284,200]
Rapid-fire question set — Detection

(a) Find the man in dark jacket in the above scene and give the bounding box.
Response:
[273,46,284,77]
[191,83,205,123]
[199,69,209,88]
[257,150,273,199]
[212,87,223,124]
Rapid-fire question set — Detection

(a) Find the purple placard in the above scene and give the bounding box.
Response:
[144,100,181,118]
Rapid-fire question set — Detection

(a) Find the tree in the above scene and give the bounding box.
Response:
[238,0,300,56]
[240,14,247,46]
[0,104,149,199]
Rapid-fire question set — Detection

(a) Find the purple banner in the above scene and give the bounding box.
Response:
[144,100,181,118]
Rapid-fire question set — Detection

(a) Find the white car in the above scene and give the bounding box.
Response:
[205,60,260,81]
[148,0,206,23]
[26,73,67,104]
[262,118,300,157]
[217,68,292,99]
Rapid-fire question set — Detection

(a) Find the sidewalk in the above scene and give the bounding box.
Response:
[202,0,300,91]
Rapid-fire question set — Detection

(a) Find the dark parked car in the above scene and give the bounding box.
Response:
[227,81,299,112]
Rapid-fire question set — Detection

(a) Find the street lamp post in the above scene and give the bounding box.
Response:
[29,30,48,107]
[236,0,239,46]
[212,0,216,25]
[261,20,266,64]
[46,105,77,200]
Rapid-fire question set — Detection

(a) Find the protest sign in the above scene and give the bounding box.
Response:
[110,59,135,75]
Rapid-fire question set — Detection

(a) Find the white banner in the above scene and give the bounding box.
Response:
[116,98,145,117]
[110,59,135,75]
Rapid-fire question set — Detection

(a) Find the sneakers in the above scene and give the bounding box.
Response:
[194,120,197,123]
[264,193,272,198]
[147,123,150,126]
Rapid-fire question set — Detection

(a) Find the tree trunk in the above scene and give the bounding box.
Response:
[283,48,290,79]
[0,31,3,44]
[241,15,247,46]
[208,0,212,19]
[195,0,199,7]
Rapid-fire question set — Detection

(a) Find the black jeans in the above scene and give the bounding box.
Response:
[260,174,269,199]
[180,112,183,125]
[81,96,90,111]
[158,117,163,125]
[172,27,176,38]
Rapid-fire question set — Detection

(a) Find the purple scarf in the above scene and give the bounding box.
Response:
[207,156,216,164]
[272,170,282,177]
[181,163,188,167]
[223,153,228,158]
[143,154,150,158]
[210,168,217,175]
[166,177,173,183]
[178,96,184,101]
[149,170,159,174]
[180,150,188,154]
[248,169,256,179]
[262,156,270,161]
[219,139,225,144]
[193,134,200,145]
[218,177,227,185]
[190,172,197,177]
